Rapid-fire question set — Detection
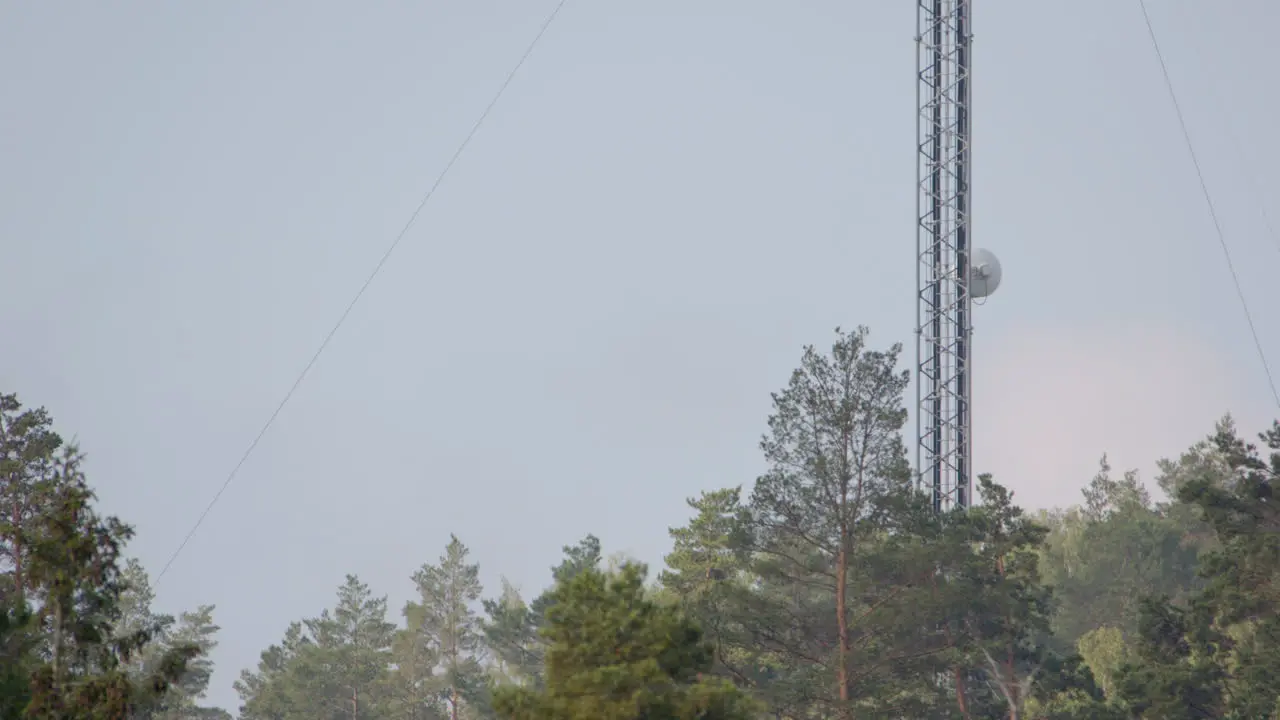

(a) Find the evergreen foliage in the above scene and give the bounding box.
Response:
[0,394,204,719]
[492,563,756,720]
[7,327,1280,718]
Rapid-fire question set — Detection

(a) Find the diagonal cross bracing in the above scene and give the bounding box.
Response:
[916,0,972,512]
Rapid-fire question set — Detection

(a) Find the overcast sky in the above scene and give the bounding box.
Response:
[3,0,1278,712]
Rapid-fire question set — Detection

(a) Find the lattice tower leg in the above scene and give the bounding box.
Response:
[916,0,972,512]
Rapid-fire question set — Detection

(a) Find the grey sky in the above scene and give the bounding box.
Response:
[3,0,1278,712]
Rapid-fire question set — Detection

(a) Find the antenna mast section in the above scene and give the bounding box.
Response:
[917,0,974,512]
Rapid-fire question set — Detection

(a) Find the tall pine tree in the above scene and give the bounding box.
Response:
[5,395,197,719]
[745,327,933,717]
[481,535,603,690]
[409,536,487,720]
[493,563,756,720]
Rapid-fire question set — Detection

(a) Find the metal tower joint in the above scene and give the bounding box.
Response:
[914,0,998,514]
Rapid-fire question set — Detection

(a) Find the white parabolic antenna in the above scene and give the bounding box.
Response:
[970,248,1002,300]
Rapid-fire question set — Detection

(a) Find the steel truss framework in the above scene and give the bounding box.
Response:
[916,0,972,512]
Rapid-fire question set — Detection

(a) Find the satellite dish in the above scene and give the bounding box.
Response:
[970,248,1002,300]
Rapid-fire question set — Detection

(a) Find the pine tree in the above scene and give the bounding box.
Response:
[23,444,196,718]
[945,476,1059,718]
[155,605,228,720]
[108,560,228,720]
[1038,456,1201,649]
[480,580,537,686]
[0,597,36,720]
[409,536,487,720]
[0,395,71,718]
[0,392,62,605]
[235,622,314,720]
[658,488,766,692]
[481,536,602,690]
[306,575,397,720]
[493,563,756,720]
[236,578,395,720]
[745,327,932,717]
[386,615,445,720]
[0,392,212,719]
[1114,420,1280,717]
[116,559,170,668]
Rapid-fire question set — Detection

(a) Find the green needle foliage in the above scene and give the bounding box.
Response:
[1112,422,1280,719]
[493,563,756,720]
[12,323,1280,717]
[0,393,200,720]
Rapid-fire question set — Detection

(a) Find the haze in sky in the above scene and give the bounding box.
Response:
[3,0,1278,711]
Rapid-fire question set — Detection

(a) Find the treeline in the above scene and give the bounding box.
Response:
[0,394,226,719]
[3,327,1280,718]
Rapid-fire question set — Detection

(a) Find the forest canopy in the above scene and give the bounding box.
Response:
[3,326,1279,719]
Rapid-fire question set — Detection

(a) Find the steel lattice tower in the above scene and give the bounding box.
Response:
[916,0,973,512]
